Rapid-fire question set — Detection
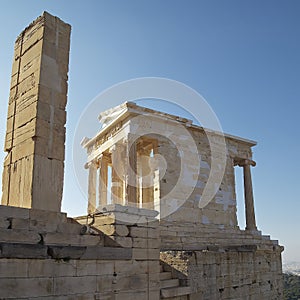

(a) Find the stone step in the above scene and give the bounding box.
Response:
[160,286,192,299]
[0,228,41,244]
[159,272,172,280]
[160,278,179,289]
[43,232,103,247]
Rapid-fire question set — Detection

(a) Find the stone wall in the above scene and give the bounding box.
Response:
[0,205,161,300]
[1,12,71,211]
[160,248,283,300]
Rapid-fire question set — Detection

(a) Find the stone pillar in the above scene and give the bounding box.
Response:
[1,12,71,211]
[111,144,125,205]
[98,154,109,207]
[235,158,257,231]
[87,161,97,214]
[242,159,257,231]
[139,148,154,209]
[126,136,138,206]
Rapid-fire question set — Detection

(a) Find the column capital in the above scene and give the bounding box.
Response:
[233,157,256,167]
[99,152,110,161]
[84,159,98,169]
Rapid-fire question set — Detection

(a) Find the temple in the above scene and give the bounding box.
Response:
[82,101,258,232]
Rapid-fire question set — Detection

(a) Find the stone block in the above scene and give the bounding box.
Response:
[36,100,67,125]
[8,118,36,147]
[115,260,147,275]
[115,273,148,290]
[0,204,30,219]
[20,19,44,56]
[0,277,53,298]
[136,219,159,228]
[76,259,98,276]
[15,89,38,114]
[81,246,132,260]
[0,258,28,278]
[30,209,67,231]
[31,155,64,211]
[18,72,37,98]
[32,136,65,161]
[93,215,116,226]
[104,236,133,248]
[40,54,63,93]
[10,217,30,230]
[115,290,147,300]
[132,248,160,260]
[97,261,115,275]
[96,224,129,237]
[148,288,161,300]
[96,275,114,292]
[11,138,35,162]
[47,245,86,260]
[0,228,41,244]
[43,232,102,246]
[19,40,43,80]
[132,238,160,249]
[57,222,86,235]
[99,204,159,218]
[35,117,66,140]
[115,224,130,236]
[6,156,33,208]
[54,276,97,295]
[129,226,159,238]
[37,85,67,109]
[96,224,116,236]
[28,258,76,277]
[0,243,47,258]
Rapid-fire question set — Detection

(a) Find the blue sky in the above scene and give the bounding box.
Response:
[0,1,299,262]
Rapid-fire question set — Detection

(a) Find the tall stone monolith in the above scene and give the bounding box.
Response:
[1,12,71,211]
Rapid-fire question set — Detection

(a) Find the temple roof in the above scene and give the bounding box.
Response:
[82,101,257,148]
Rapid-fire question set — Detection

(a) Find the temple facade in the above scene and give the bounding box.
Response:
[82,101,258,230]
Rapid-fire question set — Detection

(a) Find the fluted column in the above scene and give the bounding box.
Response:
[235,158,257,231]
[87,160,97,214]
[99,154,109,207]
[243,159,257,231]
[126,135,138,206]
[111,144,125,205]
[139,147,154,209]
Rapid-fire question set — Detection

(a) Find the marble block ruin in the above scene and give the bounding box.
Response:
[1,12,71,212]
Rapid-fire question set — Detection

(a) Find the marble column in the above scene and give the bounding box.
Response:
[243,159,257,231]
[99,154,109,207]
[87,160,97,214]
[139,148,154,209]
[126,135,138,206]
[111,144,125,205]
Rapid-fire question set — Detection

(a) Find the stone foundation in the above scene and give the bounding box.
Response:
[0,205,161,300]
[161,249,283,300]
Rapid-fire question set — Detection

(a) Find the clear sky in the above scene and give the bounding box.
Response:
[0,0,299,262]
